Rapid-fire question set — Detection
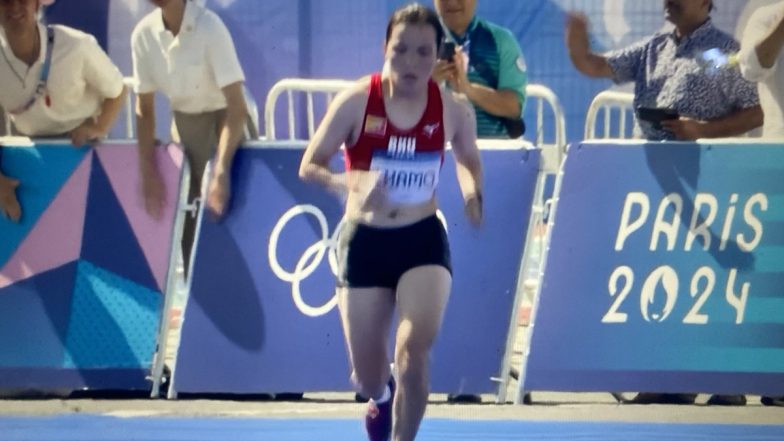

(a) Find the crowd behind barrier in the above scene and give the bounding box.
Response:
[2,49,782,404]
[4,69,781,401]
[4,75,776,401]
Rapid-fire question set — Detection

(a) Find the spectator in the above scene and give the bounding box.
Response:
[432,0,527,139]
[0,0,127,223]
[739,0,784,409]
[739,0,784,139]
[132,0,251,274]
[565,0,762,406]
[566,0,762,141]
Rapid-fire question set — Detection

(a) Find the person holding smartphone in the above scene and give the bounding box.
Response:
[565,0,762,141]
[566,0,760,407]
[432,0,527,139]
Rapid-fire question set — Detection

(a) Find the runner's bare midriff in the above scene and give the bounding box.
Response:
[344,195,438,228]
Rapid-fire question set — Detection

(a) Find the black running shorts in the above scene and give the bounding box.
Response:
[337,214,451,289]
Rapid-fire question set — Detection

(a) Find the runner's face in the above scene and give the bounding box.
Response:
[385,22,438,93]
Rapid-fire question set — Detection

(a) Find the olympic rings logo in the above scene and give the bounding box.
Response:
[268,204,449,318]
[268,204,344,317]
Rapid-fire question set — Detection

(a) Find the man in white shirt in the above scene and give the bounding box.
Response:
[132,0,249,274]
[739,1,784,138]
[739,2,784,407]
[0,0,127,222]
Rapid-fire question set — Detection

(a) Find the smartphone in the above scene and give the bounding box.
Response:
[636,107,679,129]
[438,41,456,61]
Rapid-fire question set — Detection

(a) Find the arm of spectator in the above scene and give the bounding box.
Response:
[455,26,527,119]
[94,85,127,137]
[565,12,614,78]
[661,106,764,140]
[455,53,521,119]
[740,10,784,81]
[72,34,128,146]
[135,92,165,220]
[205,81,247,219]
[70,86,127,147]
[465,85,520,118]
[200,14,248,219]
[0,169,21,222]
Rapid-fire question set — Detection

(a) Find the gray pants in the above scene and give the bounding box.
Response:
[0,109,10,136]
[171,109,257,274]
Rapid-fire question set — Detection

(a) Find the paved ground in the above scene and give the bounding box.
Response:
[1,393,782,425]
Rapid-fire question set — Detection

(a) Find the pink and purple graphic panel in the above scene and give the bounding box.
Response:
[0,142,183,391]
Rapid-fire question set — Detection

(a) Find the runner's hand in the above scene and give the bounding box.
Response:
[464,192,482,227]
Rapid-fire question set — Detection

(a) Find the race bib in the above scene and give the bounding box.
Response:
[370,149,441,205]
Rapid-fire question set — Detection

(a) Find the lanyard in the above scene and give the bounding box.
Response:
[9,26,55,115]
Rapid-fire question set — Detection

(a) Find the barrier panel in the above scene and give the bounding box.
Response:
[169,140,539,398]
[0,140,185,392]
[521,140,784,397]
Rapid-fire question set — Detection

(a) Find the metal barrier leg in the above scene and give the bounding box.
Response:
[495,170,547,403]
[150,160,192,398]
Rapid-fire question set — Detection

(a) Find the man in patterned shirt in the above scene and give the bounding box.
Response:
[566,0,762,141]
[433,0,527,139]
[564,0,758,407]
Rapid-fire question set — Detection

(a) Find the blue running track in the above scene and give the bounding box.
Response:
[2,415,784,441]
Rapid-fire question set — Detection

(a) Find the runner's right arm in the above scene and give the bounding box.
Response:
[299,83,365,197]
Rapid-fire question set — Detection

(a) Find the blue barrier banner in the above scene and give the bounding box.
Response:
[524,142,784,395]
[172,144,539,395]
[0,142,183,391]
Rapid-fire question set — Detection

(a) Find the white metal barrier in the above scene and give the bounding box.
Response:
[525,85,565,148]
[264,78,353,141]
[584,90,636,140]
[264,78,566,160]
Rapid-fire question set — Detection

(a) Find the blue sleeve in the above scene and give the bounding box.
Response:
[490,25,527,112]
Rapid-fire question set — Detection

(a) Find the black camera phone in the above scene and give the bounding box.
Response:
[438,41,456,61]
[636,107,680,129]
[636,107,679,123]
